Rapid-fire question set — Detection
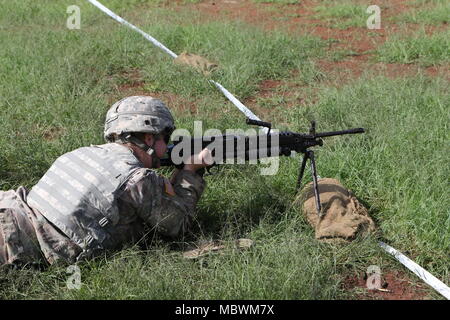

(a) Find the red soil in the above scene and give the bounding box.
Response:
[343,270,430,300]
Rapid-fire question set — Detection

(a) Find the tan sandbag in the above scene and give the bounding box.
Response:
[174,52,218,76]
[296,178,376,243]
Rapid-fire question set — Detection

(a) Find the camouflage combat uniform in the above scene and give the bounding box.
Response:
[0,143,205,267]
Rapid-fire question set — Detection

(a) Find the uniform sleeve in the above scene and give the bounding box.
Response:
[120,168,206,238]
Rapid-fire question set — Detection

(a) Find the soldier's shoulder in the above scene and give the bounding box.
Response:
[58,143,132,156]
[54,144,103,158]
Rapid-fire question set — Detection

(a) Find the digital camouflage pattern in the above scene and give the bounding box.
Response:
[104,96,175,142]
[0,187,47,266]
[0,145,205,267]
[27,143,144,254]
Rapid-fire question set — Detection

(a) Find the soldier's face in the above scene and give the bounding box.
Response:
[153,137,168,159]
[144,133,167,159]
[135,134,167,168]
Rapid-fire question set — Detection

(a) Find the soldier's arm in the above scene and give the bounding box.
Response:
[121,168,206,238]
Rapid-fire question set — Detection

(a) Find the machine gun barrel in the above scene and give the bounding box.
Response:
[315,127,365,138]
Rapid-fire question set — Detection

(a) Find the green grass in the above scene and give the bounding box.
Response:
[395,3,450,25]
[310,76,450,271]
[328,49,360,62]
[313,2,368,29]
[0,0,449,300]
[140,22,324,99]
[376,30,450,66]
[0,0,324,188]
[0,233,386,299]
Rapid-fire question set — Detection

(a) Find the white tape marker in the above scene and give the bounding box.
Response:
[379,241,450,300]
[209,80,269,133]
[86,0,178,58]
[86,0,264,126]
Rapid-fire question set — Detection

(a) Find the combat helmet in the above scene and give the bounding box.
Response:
[104,96,175,148]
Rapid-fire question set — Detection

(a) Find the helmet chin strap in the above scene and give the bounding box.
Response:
[121,133,159,167]
[146,147,154,156]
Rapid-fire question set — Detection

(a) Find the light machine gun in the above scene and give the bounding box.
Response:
[160,119,365,217]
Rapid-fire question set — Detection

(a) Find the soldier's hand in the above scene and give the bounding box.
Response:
[183,148,213,172]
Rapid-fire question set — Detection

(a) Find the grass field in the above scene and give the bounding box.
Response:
[0,0,449,300]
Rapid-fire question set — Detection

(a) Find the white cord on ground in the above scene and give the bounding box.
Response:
[86,0,264,128]
[86,0,450,300]
[86,0,178,58]
[209,80,261,121]
[209,80,269,133]
[379,241,450,300]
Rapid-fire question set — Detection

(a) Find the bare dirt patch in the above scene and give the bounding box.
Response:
[316,58,447,81]
[343,269,430,300]
[257,80,284,98]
